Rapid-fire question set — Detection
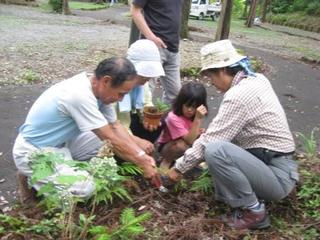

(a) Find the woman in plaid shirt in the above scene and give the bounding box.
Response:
[167,40,299,230]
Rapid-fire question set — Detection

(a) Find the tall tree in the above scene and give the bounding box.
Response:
[246,0,258,27]
[215,0,233,41]
[242,0,250,19]
[260,0,269,22]
[63,0,71,15]
[180,0,192,39]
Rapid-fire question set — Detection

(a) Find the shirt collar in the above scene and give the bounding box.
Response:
[231,71,246,88]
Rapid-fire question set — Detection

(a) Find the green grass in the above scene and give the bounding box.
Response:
[0,15,25,26]
[293,46,320,62]
[39,0,108,12]
[69,1,108,11]
[189,18,280,38]
[267,13,320,33]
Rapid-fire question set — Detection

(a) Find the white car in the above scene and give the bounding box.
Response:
[190,0,221,21]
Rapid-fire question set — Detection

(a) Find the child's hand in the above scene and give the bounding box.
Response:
[195,105,207,119]
[198,128,206,135]
[143,120,161,132]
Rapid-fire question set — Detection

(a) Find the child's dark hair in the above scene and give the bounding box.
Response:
[173,82,207,117]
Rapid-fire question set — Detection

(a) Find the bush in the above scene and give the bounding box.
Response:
[271,0,320,17]
[49,0,62,13]
[306,2,320,16]
[266,13,320,33]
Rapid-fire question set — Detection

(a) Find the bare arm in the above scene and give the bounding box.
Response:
[131,3,167,48]
[182,105,207,145]
[93,122,158,182]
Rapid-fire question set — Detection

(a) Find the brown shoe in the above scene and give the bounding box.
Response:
[17,172,38,205]
[222,203,270,230]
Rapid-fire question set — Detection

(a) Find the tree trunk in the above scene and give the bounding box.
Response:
[246,0,258,27]
[128,20,140,46]
[242,0,250,19]
[180,0,191,39]
[260,0,269,22]
[215,0,233,41]
[63,0,72,15]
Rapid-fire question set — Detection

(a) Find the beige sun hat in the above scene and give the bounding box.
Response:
[200,39,246,72]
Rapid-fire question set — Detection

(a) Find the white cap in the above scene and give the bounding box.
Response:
[127,39,165,78]
[200,39,246,72]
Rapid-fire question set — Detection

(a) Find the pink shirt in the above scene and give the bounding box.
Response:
[158,111,193,144]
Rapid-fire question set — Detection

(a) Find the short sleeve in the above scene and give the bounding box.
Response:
[59,93,108,132]
[99,103,117,123]
[166,113,190,140]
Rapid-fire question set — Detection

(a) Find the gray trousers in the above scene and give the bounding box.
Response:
[149,48,181,104]
[204,141,298,208]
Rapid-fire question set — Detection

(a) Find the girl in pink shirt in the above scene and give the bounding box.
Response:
[157,82,208,169]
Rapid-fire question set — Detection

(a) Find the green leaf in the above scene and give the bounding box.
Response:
[89,225,108,235]
[56,175,86,185]
[37,182,56,195]
[96,233,111,240]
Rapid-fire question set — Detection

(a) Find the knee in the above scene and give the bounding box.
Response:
[204,140,230,167]
[174,140,189,154]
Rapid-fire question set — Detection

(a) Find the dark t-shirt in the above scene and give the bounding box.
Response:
[133,0,183,53]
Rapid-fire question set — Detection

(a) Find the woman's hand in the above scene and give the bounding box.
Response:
[168,167,183,182]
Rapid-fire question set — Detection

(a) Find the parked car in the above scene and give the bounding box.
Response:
[189,0,221,21]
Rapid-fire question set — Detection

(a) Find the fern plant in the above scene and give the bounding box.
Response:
[88,208,151,240]
[298,170,320,220]
[118,162,143,176]
[190,169,214,194]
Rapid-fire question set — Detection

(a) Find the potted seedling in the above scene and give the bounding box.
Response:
[143,98,170,127]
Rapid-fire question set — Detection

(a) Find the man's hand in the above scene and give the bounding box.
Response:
[168,167,183,182]
[143,120,161,132]
[195,105,208,120]
[150,36,167,49]
[140,155,162,188]
[134,137,154,155]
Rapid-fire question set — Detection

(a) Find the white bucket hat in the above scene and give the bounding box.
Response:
[127,39,165,78]
[200,40,246,72]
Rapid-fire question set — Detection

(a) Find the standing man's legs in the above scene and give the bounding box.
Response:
[149,48,181,104]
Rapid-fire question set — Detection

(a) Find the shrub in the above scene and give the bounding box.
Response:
[49,0,62,13]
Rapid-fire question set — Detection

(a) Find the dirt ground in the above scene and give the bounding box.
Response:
[0,3,320,217]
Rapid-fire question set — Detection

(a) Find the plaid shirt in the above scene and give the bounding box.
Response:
[175,72,295,174]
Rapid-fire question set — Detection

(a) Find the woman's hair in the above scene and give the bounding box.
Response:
[204,65,245,77]
[173,82,208,117]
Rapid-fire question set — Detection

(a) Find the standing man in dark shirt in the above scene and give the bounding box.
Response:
[131,0,183,104]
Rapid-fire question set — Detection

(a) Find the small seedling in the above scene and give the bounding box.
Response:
[154,98,170,113]
[19,69,40,84]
